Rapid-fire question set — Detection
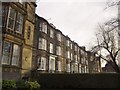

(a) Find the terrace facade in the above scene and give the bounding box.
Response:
[33,15,101,74]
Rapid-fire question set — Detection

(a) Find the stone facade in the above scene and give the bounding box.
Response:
[21,2,37,78]
[1,2,37,80]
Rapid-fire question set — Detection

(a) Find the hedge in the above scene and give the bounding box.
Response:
[2,80,40,90]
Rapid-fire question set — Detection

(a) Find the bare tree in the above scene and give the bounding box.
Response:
[92,21,120,73]
[105,0,120,9]
[91,0,120,73]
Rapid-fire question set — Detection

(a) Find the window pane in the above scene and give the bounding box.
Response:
[50,29,54,38]
[49,56,55,71]
[12,44,20,66]
[66,63,70,72]
[71,53,73,60]
[39,23,42,31]
[56,46,61,55]
[67,40,70,46]
[41,23,47,34]
[43,24,47,33]
[50,43,53,53]
[38,57,46,70]
[7,7,16,30]
[57,33,61,41]
[16,13,23,33]
[66,51,70,59]
[70,43,72,49]
[39,38,47,50]
[2,41,11,64]
[8,19,14,29]
[9,8,16,19]
[38,38,42,49]
[58,61,61,71]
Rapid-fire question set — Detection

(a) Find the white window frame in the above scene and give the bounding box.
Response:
[66,51,70,59]
[49,56,55,71]
[40,23,47,34]
[50,29,54,38]
[56,46,61,55]
[57,61,61,72]
[66,40,70,46]
[38,57,46,70]
[71,53,73,60]
[74,55,77,62]
[38,38,47,50]
[57,33,61,42]
[50,43,53,53]
[66,63,70,72]
[74,64,78,73]
[70,43,72,49]
[79,64,81,73]
[75,45,77,51]
[81,57,84,64]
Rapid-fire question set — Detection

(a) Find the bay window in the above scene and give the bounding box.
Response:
[7,7,24,34]
[2,41,21,66]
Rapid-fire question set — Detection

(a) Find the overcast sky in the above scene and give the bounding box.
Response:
[36,0,117,51]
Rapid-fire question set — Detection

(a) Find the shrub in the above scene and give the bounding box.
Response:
[2,80,16,90]
[26,81,40,90]
[16,80,27,90]
[2,80,40,90]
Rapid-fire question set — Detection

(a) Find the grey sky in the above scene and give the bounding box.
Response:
[36,0,117,50]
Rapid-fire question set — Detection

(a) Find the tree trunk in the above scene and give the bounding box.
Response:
[112,60,120,73]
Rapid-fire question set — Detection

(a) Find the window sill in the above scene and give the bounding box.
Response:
[2,64,21,69]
